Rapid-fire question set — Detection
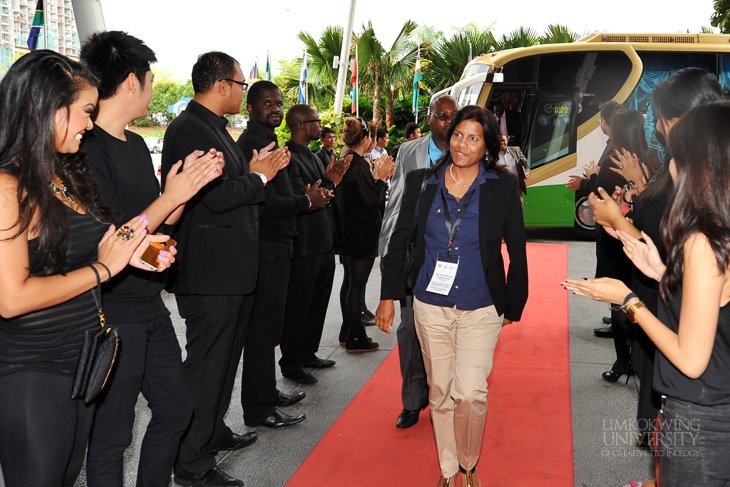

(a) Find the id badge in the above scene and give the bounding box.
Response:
[426,253,459,295]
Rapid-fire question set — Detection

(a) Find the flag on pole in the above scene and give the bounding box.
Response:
[264,51,272,81]
[412,48,423,117]
[249,61,260,81]
[26,0,44,51]
[350,45,358,116]
[297,51,308,104]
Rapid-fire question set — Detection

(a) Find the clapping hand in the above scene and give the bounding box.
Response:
[617,230,666,282]
[325,154,352,186]
[561,276,632,305]
[608,148,651,192]
[304,180,333,210]
[249,143,290,182]
[373,155,394,182]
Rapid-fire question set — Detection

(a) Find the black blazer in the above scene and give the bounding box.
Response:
[161,100,266,295]
[286,140,335,256]
[381,166,529,321]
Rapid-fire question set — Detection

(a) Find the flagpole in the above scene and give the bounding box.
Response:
[334,0,357,116]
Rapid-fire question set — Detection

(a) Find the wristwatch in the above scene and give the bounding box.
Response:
[625,299,645,323]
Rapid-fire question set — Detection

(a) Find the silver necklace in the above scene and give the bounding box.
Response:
[449,164,474,188]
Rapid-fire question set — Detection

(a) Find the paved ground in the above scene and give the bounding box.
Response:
[1,239,657,486]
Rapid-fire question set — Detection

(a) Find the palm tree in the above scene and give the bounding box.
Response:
[497,27,539,50]
[711,0,730,33]
[539,24,580,44]
[422,25,498,94]
[297,26,343,105]
[356,20,419,127]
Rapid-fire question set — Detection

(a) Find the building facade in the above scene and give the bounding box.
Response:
[1,0,80,74]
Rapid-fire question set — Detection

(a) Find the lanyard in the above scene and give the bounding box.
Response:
[440,188,475,256]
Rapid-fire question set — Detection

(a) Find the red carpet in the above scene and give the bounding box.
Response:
[288,243,573,486]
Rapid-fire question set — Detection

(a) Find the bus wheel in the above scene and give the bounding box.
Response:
[574,196,596,239]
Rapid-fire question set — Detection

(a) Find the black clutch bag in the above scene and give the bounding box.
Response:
[403,172,429,291]
[71,265,119,404]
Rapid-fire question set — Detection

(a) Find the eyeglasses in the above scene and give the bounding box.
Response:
[432,112,453,122]
[303,118,321,124]
[221,78,249,90]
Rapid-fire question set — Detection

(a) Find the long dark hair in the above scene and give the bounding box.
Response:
[611,109,654,171]
[434,105,501,172]
[660,101,730,299]
[0,50,111,275]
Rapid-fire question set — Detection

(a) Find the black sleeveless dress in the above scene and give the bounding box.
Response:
[0,208,107,377]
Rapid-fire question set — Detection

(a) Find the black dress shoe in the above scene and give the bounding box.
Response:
[174,467,243,487]
[396,409,421,429]
[258,409,306,428]
[345,336,379,353]
[275,389,306,407]
[601,316,612,325]
[593,324,615,338]
[282,369,318,384]
[362,308,375,321]
[302,356,336,369]
[206,431,258,454]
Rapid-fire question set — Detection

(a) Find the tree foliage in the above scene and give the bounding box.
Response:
[422,26,498,94]
[711,0,730,33]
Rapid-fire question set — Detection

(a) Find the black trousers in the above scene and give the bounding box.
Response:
[242,240,293,425]
[397,296,428,410]
[280,249,335,374]
[173,293,253,477]
[338,255,375,342]
[86,315,192,487]
[0,370,94,487]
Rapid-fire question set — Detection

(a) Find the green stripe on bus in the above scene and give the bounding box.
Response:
[523,184,575,228]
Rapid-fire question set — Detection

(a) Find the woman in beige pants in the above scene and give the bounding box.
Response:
[376,105,528,486]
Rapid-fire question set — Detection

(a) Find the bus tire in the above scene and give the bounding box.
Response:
[573,196,596,240]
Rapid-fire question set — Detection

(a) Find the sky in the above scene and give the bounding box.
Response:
[102,0,718,81]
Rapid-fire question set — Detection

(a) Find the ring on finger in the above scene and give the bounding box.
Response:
[116,225,135,241]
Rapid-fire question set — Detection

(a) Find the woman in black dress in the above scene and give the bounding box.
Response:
[0,50,154,487]
[335,118,393,352]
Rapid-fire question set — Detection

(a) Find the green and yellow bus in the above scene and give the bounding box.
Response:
[442,33,730,235]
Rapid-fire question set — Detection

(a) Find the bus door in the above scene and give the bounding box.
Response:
[523,88,580,229]
[487,84,536,151]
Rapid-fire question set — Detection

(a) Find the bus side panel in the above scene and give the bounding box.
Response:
[523,184,575,228]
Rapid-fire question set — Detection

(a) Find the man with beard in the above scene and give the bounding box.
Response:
[378,95,459,429]
[236,81,329,428]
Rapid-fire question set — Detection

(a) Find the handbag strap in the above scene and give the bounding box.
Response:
[87,264,106,328]
[411,171,429,235]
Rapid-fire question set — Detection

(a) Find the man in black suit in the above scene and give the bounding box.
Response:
[235,81,329,428]
[161,51,289,487]
[280,104,351,384]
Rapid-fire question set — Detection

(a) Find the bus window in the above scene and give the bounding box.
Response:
[721,54,730,89]
[456,81,483,107]
[464,63,490,77]
[528,96,574,169]
[629,52,717,113]
[575,51,632,126]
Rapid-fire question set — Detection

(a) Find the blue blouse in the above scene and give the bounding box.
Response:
[413,163,498,310]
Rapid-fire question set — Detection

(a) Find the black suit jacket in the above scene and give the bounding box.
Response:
[286,140,335,256]
[161,100,265,295]
[381,166,529,321]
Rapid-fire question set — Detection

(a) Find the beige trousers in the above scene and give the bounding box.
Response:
[413,297,503,478]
